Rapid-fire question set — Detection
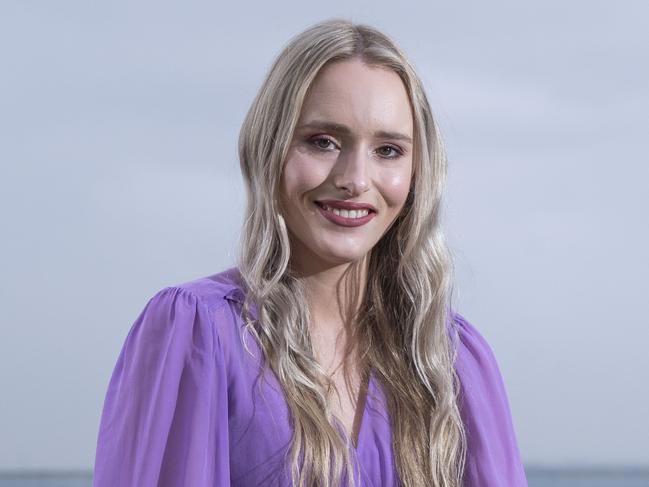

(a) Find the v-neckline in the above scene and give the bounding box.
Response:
[226,277,373,452]
[349,369,372,451]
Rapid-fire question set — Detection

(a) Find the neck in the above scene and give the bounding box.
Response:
[292,258,367,326]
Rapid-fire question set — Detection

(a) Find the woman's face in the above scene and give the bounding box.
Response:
[280,58,414,272]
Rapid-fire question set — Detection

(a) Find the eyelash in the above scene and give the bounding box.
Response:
[308,136,405,159]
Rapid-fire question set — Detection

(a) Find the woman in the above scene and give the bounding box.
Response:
[92,18,527,487]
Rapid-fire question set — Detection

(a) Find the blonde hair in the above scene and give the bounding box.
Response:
[236,18,466,487]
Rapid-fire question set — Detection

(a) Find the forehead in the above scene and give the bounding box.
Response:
[298,59,413,134]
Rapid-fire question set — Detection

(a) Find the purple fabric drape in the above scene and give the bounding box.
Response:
[93,267,527,486]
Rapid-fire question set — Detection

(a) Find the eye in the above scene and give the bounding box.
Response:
[309,136,338,151]
[377,145,404,159]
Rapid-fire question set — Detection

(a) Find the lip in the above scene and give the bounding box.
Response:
[315,201,376,227]
[315,199,377,212]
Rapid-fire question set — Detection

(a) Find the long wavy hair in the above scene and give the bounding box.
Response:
[235,18,466,487]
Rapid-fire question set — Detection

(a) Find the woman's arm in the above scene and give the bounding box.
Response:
[452,312,528,487]
[92,286,230,486]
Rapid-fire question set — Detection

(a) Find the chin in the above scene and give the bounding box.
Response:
[331,256,362,265]
[321,250,369,266]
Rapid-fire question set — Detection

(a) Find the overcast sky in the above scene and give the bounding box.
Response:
[1,0,647,471]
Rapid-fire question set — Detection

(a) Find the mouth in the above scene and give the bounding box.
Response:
[314,201,377,227]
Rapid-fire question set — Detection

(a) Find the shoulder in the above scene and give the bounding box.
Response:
[143,266,247,325]
[163,266,245,311]
[451,311,504,399]
[447,310,510,408]
[134,266,248,353]
[449,310,499,373]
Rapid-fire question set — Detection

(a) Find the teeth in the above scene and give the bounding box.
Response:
[323,205,369,218]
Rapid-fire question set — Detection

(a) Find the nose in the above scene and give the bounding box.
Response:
[332,146,370,196]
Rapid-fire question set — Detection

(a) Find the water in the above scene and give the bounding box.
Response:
[526,468,649,487]
[0,469,647,486]
[0,474,89,487]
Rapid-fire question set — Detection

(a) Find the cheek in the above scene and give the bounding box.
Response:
[381,167,413,207]
[281,153,330,199]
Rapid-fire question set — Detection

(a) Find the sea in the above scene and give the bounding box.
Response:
[0,469,647,486]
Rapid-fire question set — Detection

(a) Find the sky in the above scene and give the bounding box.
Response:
[0,0,647,471]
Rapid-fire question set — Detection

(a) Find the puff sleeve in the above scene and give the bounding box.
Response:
[452,312,528,486]
[92,287,230,486]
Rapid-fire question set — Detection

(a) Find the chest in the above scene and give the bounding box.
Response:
[309,327,367,436]
[325,366,368,447]
[227,370,396,487]
[225,319,396,485]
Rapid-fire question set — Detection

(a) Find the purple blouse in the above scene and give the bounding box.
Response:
[92,267,527,486]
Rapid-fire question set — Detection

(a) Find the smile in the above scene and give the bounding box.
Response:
[322,204,369,218]
[315,202,376,227]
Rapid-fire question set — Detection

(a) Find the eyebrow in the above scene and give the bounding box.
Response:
[297,120,413,144]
